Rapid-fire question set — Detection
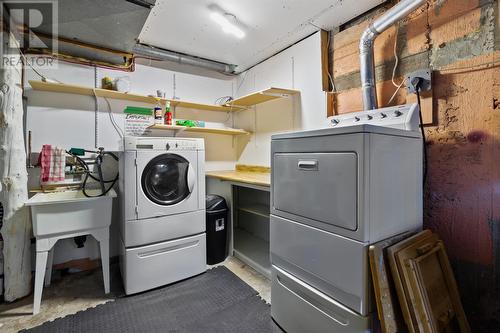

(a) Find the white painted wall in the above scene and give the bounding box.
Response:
[232,31,326,167]
[206,31,326,232]
[25,61,237,170]
[24,31,326,267]
[25,61,237,265]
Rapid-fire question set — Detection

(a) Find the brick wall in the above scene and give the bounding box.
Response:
[329,0,500,330]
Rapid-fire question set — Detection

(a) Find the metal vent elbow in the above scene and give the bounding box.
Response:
[359,0,426,111]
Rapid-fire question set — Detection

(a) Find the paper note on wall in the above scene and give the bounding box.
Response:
[124,107,153,136]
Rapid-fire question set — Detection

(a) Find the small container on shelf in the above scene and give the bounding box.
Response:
[164,101,172,125]
[154,98,163,125]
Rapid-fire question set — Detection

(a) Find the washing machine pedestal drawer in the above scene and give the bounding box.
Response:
[272,266,372,333]
[120,233,206,295]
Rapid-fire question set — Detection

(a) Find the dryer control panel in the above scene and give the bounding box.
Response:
[326,103,420,132]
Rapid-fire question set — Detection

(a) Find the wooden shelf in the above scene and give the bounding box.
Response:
[227,87,299,107]
[149,124,250,136]
[206,169,270,187]
[29,80,239,112]
[29,81,300,112]
[171,100,237,112]
[29,80,162,104]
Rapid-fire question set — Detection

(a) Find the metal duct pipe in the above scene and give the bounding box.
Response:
[133,43,236,74]
[359,0,425,110]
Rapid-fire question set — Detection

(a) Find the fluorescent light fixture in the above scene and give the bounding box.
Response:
[210,12,245,39]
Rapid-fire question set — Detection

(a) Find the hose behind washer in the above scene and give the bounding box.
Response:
[67,150,119,198]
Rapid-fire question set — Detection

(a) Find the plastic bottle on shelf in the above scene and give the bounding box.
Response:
[164,101,173,125]
[154,98,163,125]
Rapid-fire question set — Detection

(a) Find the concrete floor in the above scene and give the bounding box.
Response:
[0,256,270,332]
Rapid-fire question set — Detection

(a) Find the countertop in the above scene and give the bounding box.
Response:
[206,165,270,187]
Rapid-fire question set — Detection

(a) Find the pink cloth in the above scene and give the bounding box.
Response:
[39,145,66,182]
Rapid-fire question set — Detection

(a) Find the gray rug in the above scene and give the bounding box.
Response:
[23,267,280,333]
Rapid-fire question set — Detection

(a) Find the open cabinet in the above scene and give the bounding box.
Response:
[232,185,271,278]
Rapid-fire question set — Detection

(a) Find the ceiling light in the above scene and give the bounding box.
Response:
[210,12,245,39]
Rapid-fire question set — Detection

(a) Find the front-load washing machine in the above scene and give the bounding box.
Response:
[119,136,206,294]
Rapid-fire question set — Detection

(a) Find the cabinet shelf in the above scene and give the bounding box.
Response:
[233,228,271,278]
[149,124,251,136]
[238,204,270,218]
[29,81,299,112]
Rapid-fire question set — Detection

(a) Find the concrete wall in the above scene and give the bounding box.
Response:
[329,0,499,330]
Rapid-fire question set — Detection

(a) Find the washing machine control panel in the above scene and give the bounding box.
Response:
[124,137,204,151]
[165,140,200,151]
[326,103,420,132]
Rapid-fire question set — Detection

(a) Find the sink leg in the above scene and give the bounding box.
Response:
[98,237,110,294]
[33,251,48,315]
[44,248,54,287]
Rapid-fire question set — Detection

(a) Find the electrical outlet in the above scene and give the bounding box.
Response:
[406,69,432,94]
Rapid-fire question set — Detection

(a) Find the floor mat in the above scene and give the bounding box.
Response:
[22,266,280,333]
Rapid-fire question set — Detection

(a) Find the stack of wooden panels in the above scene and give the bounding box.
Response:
[369,230,471,333]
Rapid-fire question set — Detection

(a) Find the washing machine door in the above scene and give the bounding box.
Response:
[136,151,198,219]
[141,154,193,206]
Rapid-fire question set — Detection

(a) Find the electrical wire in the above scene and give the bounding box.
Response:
[386,23,405,107]
[213,96,235,123]
[104,96,125,138]
[385,22,405,107]
[19,50,62,83]
[326,30,336,92]
[391,23,404,88]
[103,95,124,138]
[415,84,428,185]
[214,96,235,123]
[92,88,124,139]
[214,96,233,106]
[236,71,249,94]
[387,80,405,105]
[328,72,336,93]
[93,68,99,148]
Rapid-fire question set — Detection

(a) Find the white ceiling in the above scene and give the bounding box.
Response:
[139,0,385,73]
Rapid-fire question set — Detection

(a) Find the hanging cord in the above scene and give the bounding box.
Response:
[387,23,405,105]
[66,149,119,197]
[326,30,336,92]
[104,95,125,138]
[19,50,62,83]
[415,80,428,185]
[391,24,404,88]
[387,80,405,105]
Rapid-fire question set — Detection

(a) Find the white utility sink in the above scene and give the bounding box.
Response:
[25,188,116,314]
[26,189,116,237]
